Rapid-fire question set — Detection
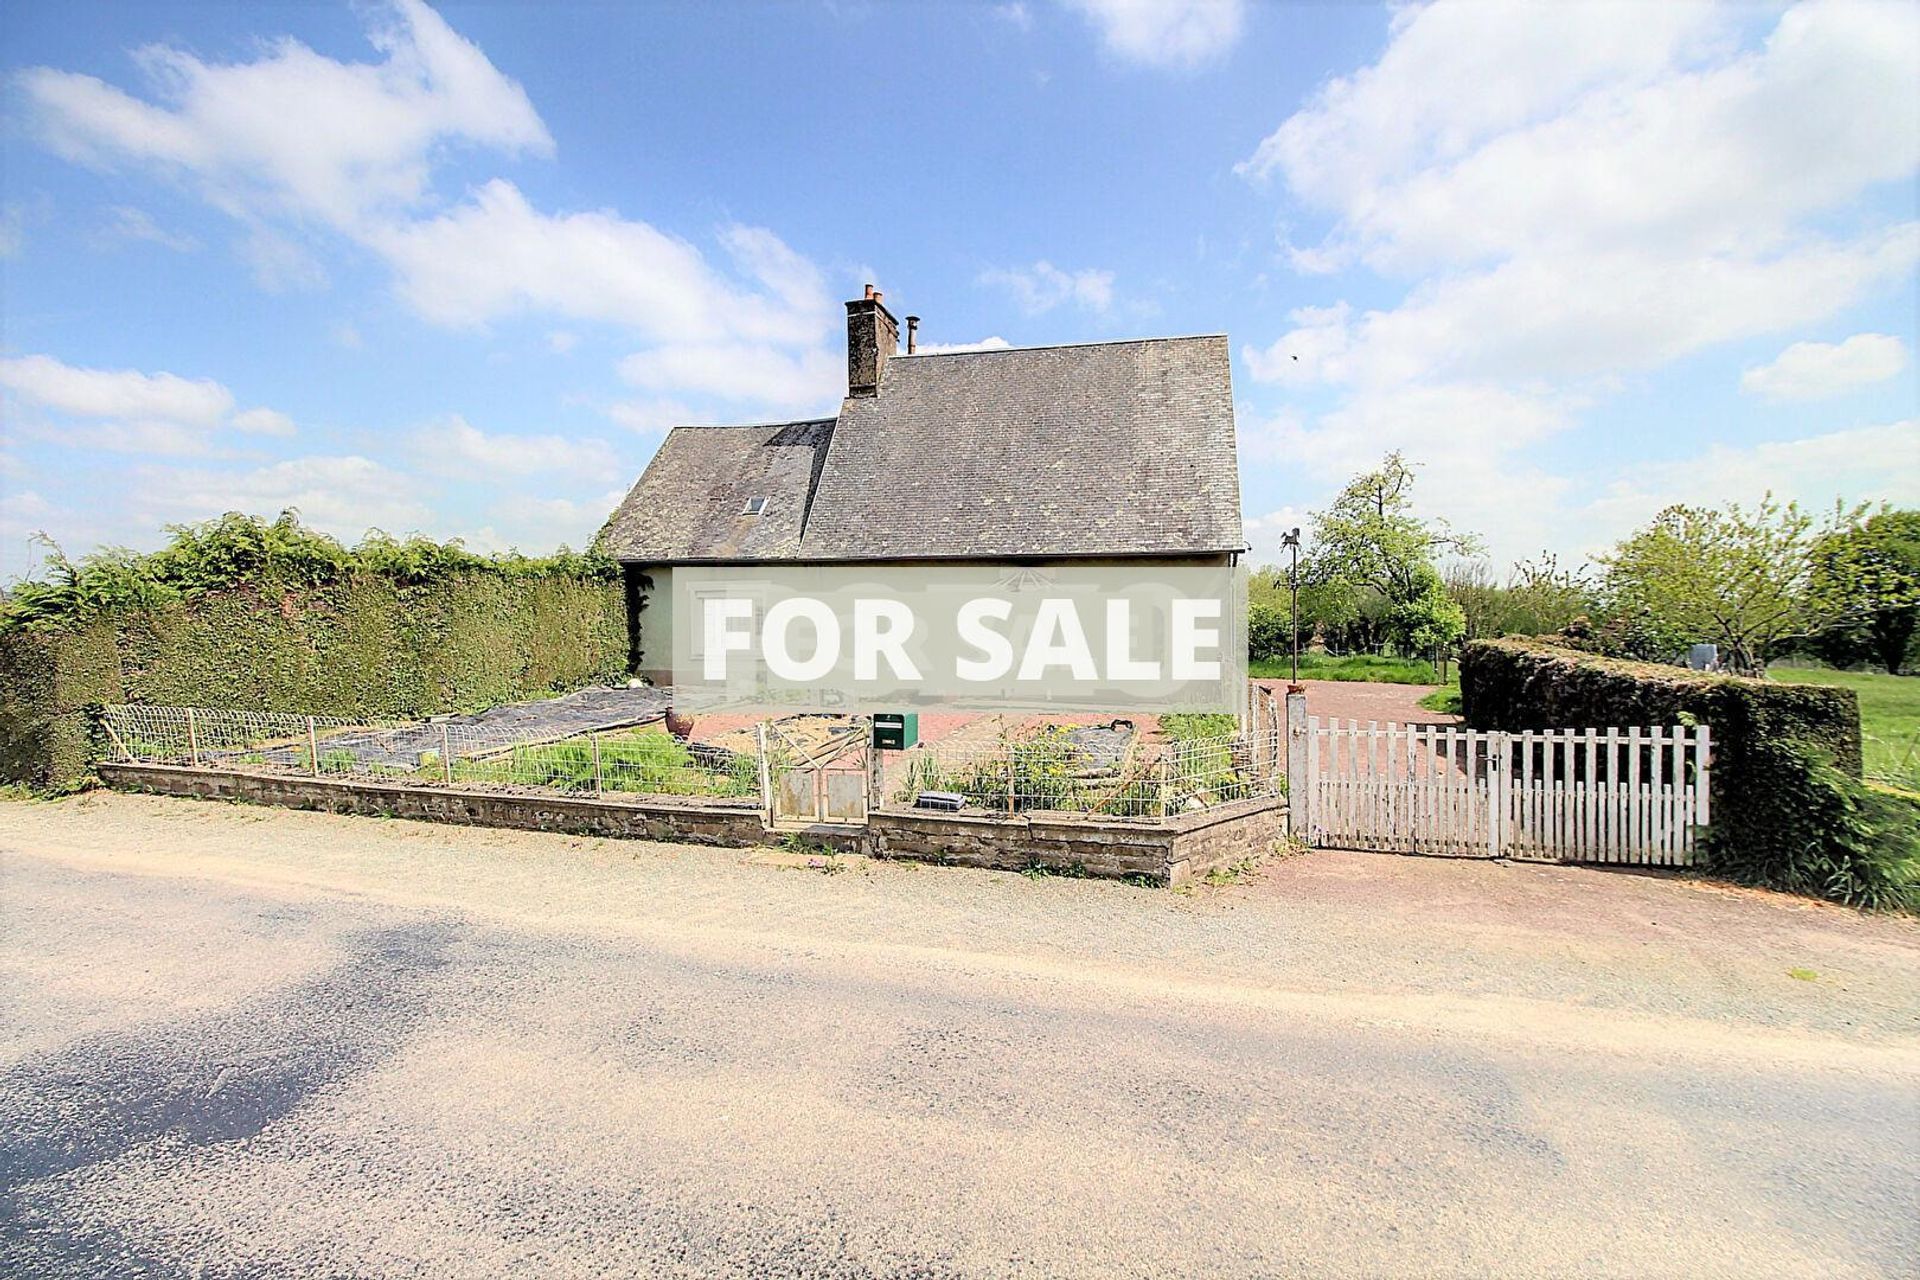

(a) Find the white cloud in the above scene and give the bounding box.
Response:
[906,336,1014,355]
[1579,420,1920,556]
[136,455,434,537]
[237,225,327,292]
[20,3,847,431]
[230,407,297,437]
[617,343,843,413]
[1252,2,1918,274]
[1235,0,1920,565]
[1741,333,1909,402]
[333,323,364,350]
[548,330,580,355]
[996,3,1034,32]
[978,260,1115,315]
[409,414,616,476]
[19,0,550,231]
[89,205,199,253]
[465,488,628,554]
[367,181,831,345]
[606,398,719,435]
[1247,226,1920,390]
[1062,0,1244,69]
[0,353,232,424]
[0,353,302,454]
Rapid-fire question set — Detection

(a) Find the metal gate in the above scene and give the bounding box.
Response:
[762,722,870,826]
[1296,718,1710,866]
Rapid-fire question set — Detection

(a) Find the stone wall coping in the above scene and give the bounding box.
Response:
[97,762,762,820]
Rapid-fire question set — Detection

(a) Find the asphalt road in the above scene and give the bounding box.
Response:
[2,793,1917,1278]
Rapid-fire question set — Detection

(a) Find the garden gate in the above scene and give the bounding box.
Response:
[1293,718,1710,866]
[761,721,871,827]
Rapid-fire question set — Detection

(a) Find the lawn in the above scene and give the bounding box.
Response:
[1248,653,1442,684]
[1769,665,1920,790]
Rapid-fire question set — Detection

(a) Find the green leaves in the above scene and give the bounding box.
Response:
[2,510,618,632]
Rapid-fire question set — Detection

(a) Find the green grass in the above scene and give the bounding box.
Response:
[1768,665,1920,789]
[1248,653,1441,684]
[1417,686,1463,715]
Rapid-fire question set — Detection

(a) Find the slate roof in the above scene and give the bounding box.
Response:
[600,335,1242,563]
[597,419,832,561]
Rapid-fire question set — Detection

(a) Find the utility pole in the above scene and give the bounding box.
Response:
[1280,527,1302,685]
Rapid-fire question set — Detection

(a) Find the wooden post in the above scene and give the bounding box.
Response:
[1285,690,1309,838]
[591,731,603,796]
[185,708,201,768]
[306,716,319,776]
[441,724,453,783]
[755,722,773,820]
[1005,745,1016,818]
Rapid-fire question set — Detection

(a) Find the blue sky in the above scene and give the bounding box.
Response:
[1,0,1915,582]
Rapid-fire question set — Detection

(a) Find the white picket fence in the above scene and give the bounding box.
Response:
[1298,719,1711,866]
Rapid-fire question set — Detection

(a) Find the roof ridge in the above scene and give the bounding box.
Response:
[670,416,836,432]
[895,333,1226,359]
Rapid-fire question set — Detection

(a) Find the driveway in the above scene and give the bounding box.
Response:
[1257,677,1459,724]
[2,793,1916,1278]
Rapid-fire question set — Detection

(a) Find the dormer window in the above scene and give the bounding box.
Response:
[741,496,768,516]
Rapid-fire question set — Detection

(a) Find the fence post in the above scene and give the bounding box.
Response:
[440,724,453,783]
[185,707,200,768]
[755,722,773,820]
[306,716,319,776]
[1005,745,1016,818]
[1157,757,1170,820]
[1285,691,1309,838]
[591,731,603,796]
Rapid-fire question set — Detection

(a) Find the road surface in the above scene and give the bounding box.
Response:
[2,792,1916,1278]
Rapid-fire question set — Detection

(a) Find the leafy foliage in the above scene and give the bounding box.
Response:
[1459,636,1899,909]
[1701,742,1917,912]
[0,512,626,790]
[1807,507,1920,674]
[2,511,615,631]
[1596,495,1873,675]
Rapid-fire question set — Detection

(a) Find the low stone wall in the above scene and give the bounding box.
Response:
[97,764,1285,886]
[866,796,1285,886]
[97,763,767,847]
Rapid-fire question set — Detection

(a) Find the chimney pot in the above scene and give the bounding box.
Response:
[905,315,920,354]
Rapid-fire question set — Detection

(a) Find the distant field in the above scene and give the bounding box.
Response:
[1249,653,1440,684]
[1769,665,1920,789]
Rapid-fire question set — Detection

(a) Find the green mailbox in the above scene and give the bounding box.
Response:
[872,712,918,750]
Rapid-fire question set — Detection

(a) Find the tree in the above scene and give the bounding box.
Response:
[1597,496,1864,675]
[1308,452,1480,652]
[1810,508,1920,673]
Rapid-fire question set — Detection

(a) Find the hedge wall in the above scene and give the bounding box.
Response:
[0,571,626,791]
[1458,636,1865,890]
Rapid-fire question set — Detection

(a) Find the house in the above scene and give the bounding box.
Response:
[600,287,1246,684]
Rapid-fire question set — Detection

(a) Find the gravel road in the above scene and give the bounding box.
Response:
[2,792,1916,1278]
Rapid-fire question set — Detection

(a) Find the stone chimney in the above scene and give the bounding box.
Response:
[845,284,899,397]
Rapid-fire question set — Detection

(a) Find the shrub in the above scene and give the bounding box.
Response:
[1458,636,1886,907]
[0,512,626,790]
[1707,743,1917,911]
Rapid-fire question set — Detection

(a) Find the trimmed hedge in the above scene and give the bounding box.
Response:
[0,572,625,791]
[1457,637,1907,905]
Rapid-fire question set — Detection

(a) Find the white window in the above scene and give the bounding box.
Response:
[741,496,769,516]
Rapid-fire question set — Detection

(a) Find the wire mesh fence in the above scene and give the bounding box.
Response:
[99,705,1285,820]
[888,727,1286,819]
[99,704,758,802]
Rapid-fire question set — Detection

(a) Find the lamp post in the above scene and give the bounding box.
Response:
[1279,527,1302,685]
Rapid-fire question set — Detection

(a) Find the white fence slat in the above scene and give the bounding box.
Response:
[1300,719,1705,868]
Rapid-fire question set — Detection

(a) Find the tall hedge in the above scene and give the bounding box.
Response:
[1457,636,1884,897]
[0,570,625,791]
